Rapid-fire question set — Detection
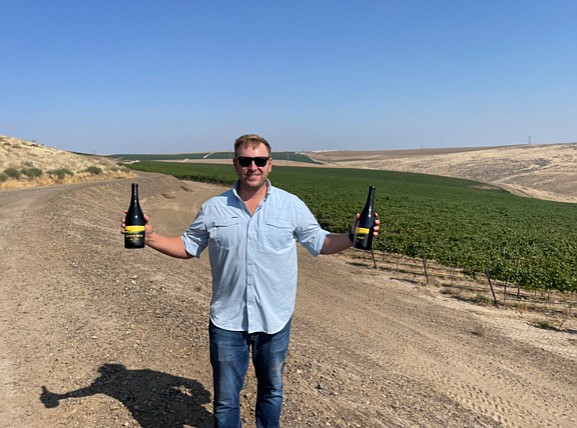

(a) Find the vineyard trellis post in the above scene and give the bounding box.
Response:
[369,248,377,269]
[484,268,499,307]
[422,258,429,284]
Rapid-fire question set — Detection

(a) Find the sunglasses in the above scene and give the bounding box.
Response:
[236,156,270,167]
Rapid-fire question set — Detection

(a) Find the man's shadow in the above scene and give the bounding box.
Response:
[40,363,212,427]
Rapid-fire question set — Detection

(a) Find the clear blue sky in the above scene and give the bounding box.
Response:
[1,1,576,153]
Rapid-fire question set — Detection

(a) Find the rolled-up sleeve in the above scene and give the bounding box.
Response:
[181,207,209,258]
[293,202,329,256]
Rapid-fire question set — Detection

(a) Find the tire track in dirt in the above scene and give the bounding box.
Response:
[293,252,577,427]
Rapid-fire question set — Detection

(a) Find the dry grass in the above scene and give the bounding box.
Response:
[0,135,134,190]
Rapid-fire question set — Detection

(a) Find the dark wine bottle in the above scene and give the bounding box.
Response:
[124,183,145,249]
[353,185,376,250]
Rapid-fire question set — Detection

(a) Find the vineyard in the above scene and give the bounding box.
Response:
[128,160,577,297]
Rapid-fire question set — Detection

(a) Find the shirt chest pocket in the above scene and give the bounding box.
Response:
[261,218,295,252]
[209,217,241,249]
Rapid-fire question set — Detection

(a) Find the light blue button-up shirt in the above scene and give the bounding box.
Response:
[181,180,329,334]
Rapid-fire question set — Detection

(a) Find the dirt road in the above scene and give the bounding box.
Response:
[1,173,576,427]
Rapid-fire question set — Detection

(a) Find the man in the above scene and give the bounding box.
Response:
[123,134,379,427]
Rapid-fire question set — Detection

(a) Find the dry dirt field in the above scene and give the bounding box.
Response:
[1,141,577,427]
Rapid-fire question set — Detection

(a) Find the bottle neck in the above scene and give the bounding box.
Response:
[131,184,139,200]
[367,187,375,202]
[365,186,375,207]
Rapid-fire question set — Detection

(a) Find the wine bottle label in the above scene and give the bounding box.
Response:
[125,226,145,244]
[355,227,370,235]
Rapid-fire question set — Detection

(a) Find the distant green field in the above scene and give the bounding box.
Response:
[109,151,321,164]
[128,160,577,293]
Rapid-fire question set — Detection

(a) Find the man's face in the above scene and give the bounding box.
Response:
[233,143,272,191]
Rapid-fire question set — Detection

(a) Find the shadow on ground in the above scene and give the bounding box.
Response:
[40,363,212,427]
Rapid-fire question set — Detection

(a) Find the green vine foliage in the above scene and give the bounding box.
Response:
[129,161,577,294]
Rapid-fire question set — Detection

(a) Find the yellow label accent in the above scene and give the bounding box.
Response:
[355,227,370,234]
[125,226,145,233]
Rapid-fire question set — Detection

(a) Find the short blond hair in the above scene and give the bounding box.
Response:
[234,134,271,157]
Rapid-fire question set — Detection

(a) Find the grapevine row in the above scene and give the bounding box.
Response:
[128,161,577,294]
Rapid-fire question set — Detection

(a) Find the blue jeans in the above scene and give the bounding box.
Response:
[209,319,292,428]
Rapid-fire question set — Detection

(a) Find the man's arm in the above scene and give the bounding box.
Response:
[320,213,380,255]
[145,231,192,259]
[320,232,354,255]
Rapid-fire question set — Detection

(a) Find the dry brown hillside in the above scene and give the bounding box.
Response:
[306,142,577,203]
[0,135,134,190]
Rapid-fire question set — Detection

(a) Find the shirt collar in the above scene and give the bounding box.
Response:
[232,179,272,200]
